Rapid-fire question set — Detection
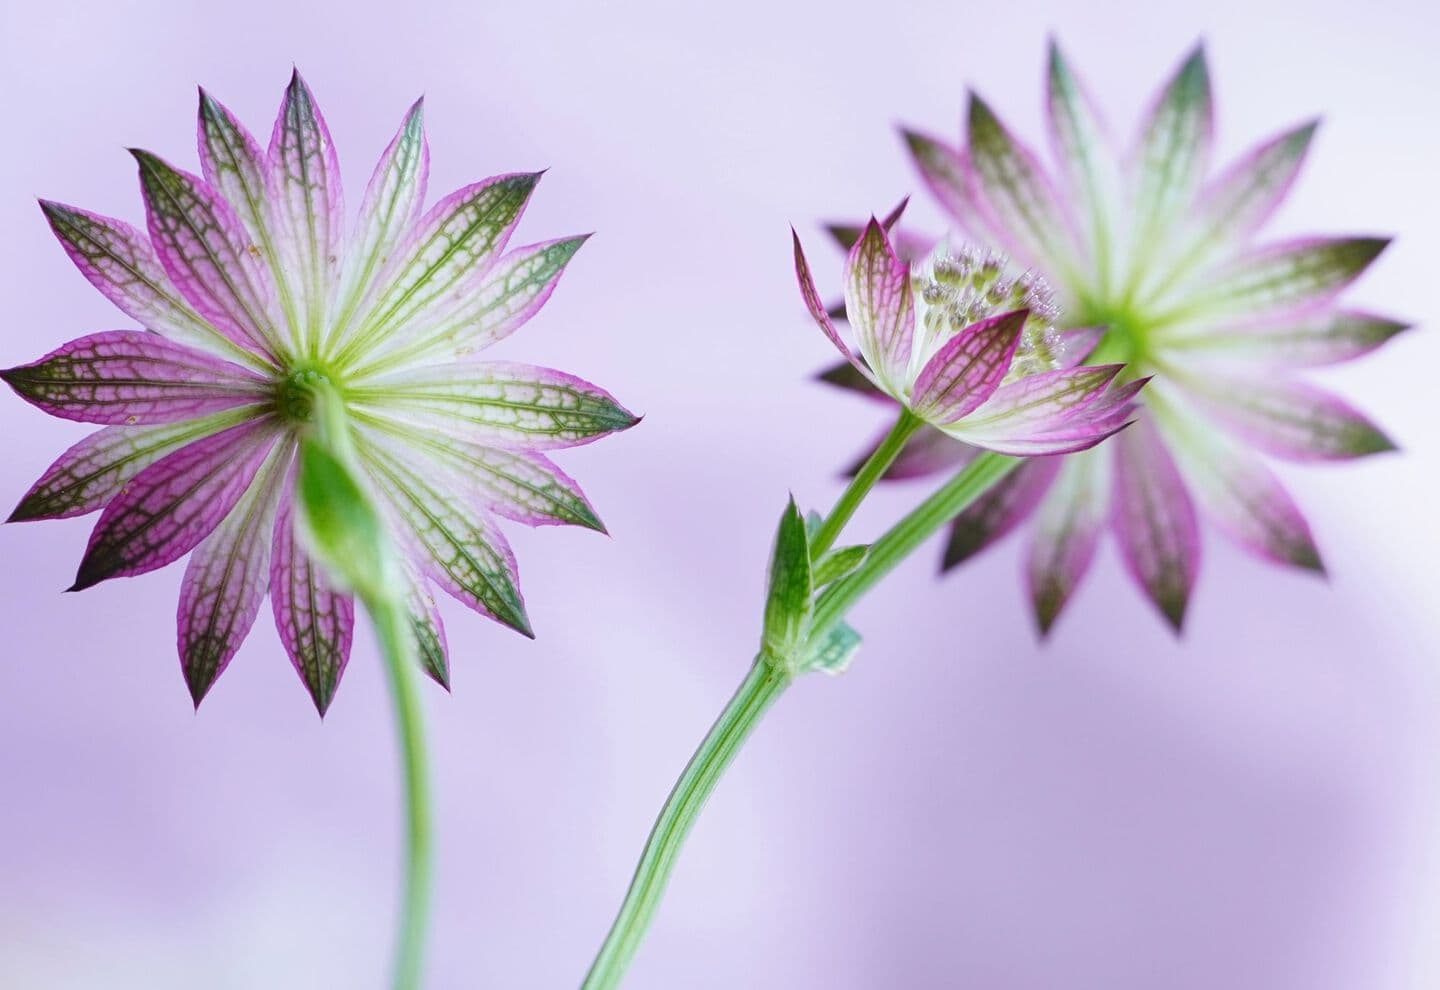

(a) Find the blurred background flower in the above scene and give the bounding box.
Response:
[0,0,1436,988]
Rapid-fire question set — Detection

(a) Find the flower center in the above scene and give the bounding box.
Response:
[277,367,338,424]
[912,243,1067,381]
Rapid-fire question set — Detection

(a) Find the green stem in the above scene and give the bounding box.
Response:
[371,594,434,990]
[582,657,791,990]
[811,452,1019,638]
[809,410,922,558]
[581,447,1020,989]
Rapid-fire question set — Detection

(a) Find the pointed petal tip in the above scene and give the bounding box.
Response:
[1160,598,1188,634]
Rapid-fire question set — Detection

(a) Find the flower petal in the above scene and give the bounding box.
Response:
[340,173,541,362]
[900,129,993,241]
[911,310,1027,424]
[177,443,288,706]
[69,418,281,590]
[1171,371,1395,461]
[8,410,255,522]
[1111,416,1200,631]
[793,230,865,372]
[2,331,268,424]
[949,364,1124,445]
[362,415,604,530]
[359,432,531,635]
[1157,400,1323,571]
[132,150,283,362]
[817,360,887,402]
[267,70,344,350]
[331,98,429,349]
[364,235,590,374]
[966,93,1078,269]
[941,455,1061,569]
[271,475,356,715]
[1159,237,1390,325]
[351,361,639,451]
[1129,46,1212,237]
[38,201,247,361]
[1026,447,1109,635]
[1191,120,1317,250]
[197,88,278,264]
[843,218,914,390]
[1161,309,1410,368]
[1046,41,1118,274]
[400,563,450,688]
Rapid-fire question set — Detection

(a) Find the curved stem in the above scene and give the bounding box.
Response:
[809,410,922,558]
[582,657,791,990]
[812,451,1019,638]
[371,595,434,990]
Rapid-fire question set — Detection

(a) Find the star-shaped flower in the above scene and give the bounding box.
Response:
[820,43,1404,632]
[794,217,1139,456]
[3,72,636,712]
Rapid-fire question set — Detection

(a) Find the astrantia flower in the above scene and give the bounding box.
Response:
[793,218,1139,456]
[3,72,636,712]
[821,43,1404,632]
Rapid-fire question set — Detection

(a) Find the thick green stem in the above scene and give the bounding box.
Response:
[370,593,434,990]
[812,451,1019,637]
[809,410,922,559]
[582,657,791,990]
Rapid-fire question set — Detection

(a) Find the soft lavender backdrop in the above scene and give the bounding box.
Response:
[1,1,1437,987]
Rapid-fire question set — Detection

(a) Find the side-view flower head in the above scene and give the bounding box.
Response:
[820,41,1405,633]
[3,70,637,713]
[793,216,1140,458]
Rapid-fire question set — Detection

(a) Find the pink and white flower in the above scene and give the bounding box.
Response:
[793,219,1139,457]
[819,43,1404,632]
[4,72,636,711]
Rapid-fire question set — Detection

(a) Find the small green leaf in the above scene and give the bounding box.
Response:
[762,497,813,657]
[296,435,395,606]
[800,621,862,676]
[812,544,868,587]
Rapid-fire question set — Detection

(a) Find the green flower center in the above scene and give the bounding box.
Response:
[277,366,340,424]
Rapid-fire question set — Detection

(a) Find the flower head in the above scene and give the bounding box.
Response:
[793,217,1139,456]
[3,71,636,712]
[822,42,1404,633]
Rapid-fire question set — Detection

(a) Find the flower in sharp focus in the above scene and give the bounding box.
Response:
[821,42,1406,633]
[3,72,637,713]
[793,219,1141,456]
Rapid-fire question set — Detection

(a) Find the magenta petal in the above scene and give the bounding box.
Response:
[38,201,237,359]
[1192,120,1317,248]
[1163,309,1410,369]
[900,129,995,243]
[361,436,531,636]
[911,310,1028,423]
[132,150,282,363]
[2,331,268,425]
[267,70,345,348]
[351,361,639,451]
[793,229,865,372]
[843,218,915,389]
[1129,46,1212,230]
[70,419,282,590]
[1045,42,1116,223]
[401,565,450,688]
[1160,411,1323,572]
[177,446,287,706]
[8,415,243,522]
[1026,448,1108,635]
[333,98,430,346]
[197,89,275,256]
[1111,417,1200,631]
[1175,373,1395,461]
[941,455,1061,570]
[349,173,541,350]
[271,478,356,715]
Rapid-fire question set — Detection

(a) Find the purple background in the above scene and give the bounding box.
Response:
[1,0,1437,987]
